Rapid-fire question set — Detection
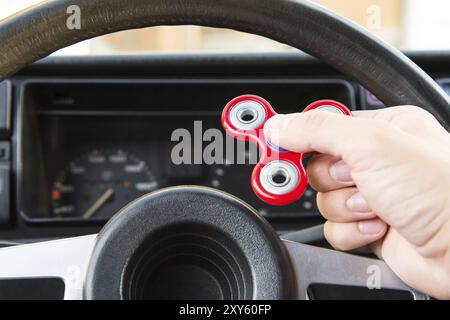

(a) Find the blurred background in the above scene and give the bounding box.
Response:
[1,0,449,55]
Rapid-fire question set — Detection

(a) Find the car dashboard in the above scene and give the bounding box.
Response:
[1,51,450,242]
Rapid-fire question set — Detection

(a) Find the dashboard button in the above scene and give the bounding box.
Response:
[0,81,11,138]
[0,161,10,227]
[362,88,384,109]
[0,142,10,161]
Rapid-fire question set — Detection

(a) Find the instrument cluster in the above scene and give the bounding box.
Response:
[18,79,355,223]
[22,113,319,222]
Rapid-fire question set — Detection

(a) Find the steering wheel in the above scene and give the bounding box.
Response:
[0,0,448,300]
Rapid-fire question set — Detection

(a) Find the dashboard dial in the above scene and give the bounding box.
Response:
[51,149,158,220]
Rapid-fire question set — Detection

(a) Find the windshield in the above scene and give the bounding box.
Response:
[2,0,449,55]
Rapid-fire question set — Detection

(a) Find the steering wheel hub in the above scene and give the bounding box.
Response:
[84,186,296,300]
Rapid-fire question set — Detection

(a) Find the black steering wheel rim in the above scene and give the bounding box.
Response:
[0,0,449,129]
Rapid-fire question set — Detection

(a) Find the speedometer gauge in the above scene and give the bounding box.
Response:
[51,149,158,220]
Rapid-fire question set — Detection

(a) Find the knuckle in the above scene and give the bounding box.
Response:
[306,157,327,190]
[401,105,432,118]
[324,222,351,251]
[390,105,438,131]
[399,106,440,133]
[316,192,328,218]
[302,110,330,133]
[301,110,335,150]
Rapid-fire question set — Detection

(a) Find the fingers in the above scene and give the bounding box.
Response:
[316,188,376,223]
[324,219,388,251]
[307,154,354,192]
[318,187,386,250]
[317,186,382,250]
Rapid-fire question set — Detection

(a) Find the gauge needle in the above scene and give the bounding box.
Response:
[83,188,114,219]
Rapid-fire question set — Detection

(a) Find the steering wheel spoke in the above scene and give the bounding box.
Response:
[0,227,430,300]
[283,240,428,300]
[0,235,97,300]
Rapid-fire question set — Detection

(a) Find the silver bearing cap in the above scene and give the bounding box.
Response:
[229,100,267,130]
[317,105,345,114]
[260,160,299,195]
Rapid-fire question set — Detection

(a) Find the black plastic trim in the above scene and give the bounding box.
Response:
[84,186,296,300]
[15,77,355,225]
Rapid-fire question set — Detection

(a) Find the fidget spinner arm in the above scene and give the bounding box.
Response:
[221,95,352,206]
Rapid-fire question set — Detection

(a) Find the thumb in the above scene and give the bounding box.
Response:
[263,109,394,160]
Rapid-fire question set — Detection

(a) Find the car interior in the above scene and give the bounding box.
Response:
[0,0,449,301]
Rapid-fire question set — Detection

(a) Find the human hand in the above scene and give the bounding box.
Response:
[264,106,450,299]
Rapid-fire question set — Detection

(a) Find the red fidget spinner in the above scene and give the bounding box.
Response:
[221,95,352,206]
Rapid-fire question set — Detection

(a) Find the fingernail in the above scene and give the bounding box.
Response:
[346,192,371,212]
[329,160,352,182]
[358,219,385,235]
